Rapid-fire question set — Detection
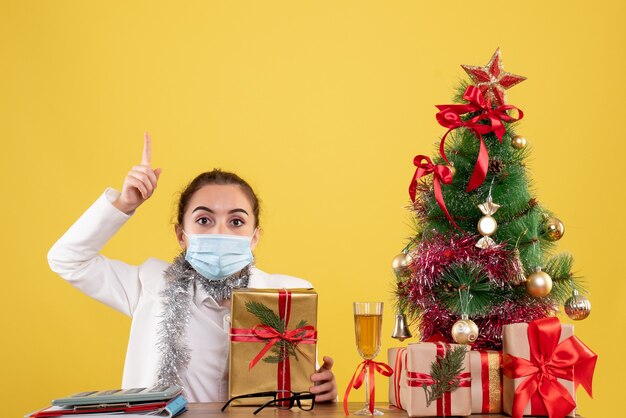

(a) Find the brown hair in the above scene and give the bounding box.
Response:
[175,169,260,227]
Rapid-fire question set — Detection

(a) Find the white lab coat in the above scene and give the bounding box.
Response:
[48,188,313,402]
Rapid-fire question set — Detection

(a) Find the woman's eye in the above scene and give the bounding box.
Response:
[197,217,210,225]
[231,219,244,227]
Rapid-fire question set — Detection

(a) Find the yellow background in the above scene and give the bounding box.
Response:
[1,1,624,417]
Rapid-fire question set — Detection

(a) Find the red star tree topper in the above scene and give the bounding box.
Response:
[461,48,526,107]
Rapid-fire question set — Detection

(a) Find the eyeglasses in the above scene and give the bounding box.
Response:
[221,390,316,415]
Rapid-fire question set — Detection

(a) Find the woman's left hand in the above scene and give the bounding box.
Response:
[309,356,337,402]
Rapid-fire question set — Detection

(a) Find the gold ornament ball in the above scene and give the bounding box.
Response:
[392,253,412,275]
[564,290,591,320]
[451,318,479,344]
[448,165,456,177]
[543,217,565,241]
[526,268,553,297]
[511,135,527,149]
[477,216,498,236]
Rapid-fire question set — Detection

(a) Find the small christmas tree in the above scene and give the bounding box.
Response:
[394,49,590,350]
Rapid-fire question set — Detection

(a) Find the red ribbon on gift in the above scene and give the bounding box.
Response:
[435,85,524,192]
[406,343,471,417]
[392,348,408,409]
[502,317,597,418]
[478,350,503,414]
[408,154,459,229]
[230,289,317,405]
[343,359,393,416]
[247,323,317,370]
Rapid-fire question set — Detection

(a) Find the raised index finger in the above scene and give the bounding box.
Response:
[142,132,152,165]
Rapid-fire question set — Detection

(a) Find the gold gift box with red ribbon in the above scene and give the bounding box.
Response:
[468,349,503,414]
[400,342,472,417]
[229,288,318,406]
[502,317,597,418]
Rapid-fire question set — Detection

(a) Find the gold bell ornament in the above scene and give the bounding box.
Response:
[391,252,414,341]
[391,309,412,341]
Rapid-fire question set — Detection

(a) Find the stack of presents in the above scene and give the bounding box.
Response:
[387,318,596,418]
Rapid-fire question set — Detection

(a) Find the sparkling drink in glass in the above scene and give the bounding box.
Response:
[353,302,384,415]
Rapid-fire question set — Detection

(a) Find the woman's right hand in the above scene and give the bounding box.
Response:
[113,133,162,214]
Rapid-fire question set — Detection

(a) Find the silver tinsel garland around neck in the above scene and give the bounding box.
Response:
[155,252,252,387]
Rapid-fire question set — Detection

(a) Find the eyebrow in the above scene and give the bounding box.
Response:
[192,206,249,216]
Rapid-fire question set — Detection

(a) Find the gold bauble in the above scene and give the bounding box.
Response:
[564,289,591,320]
[511,135,527,149]
[391,252,412,275]
[477,215,497,236]
[448,165,456,177]
[543,217,565,241]
[451,317,479,344]
[526,268,553,297]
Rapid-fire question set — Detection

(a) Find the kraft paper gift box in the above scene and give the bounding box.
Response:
[468,349,503,414]
[502,317,597,418]
[401,342,472,417]
[229,288,318,406]
[388,347,409,410]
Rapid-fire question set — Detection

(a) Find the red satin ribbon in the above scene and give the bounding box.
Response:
[502,317,597,418]
[406,343,471,417]
[247,324,317,369]
[277,289,290,404]
[408,154,459,229]
[480,351,490,413]
[435,85,524,192]
[392,348,407,409]
[343,360,393,416]
[478,351,503,413]
[229,289,318,405]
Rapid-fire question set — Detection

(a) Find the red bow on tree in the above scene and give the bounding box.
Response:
[502,317,597,418]
[435,85,524,192]
[408,155,459,229]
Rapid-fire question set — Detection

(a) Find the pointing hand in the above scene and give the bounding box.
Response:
[113,133,162,214]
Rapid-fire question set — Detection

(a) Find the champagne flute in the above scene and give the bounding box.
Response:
[353,302,384,416]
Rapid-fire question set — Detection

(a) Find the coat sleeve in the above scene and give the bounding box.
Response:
[47,188,144,317]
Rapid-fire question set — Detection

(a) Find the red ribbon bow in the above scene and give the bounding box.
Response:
[343,360,393,416]
[249,324,317,369]
[408,155,459,229]
[502,317,597,418]
[435,85,524,192]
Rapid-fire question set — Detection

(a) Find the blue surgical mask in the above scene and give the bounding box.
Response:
[183,230,256,281]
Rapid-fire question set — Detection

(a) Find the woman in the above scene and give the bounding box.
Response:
[47,135,337,403]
